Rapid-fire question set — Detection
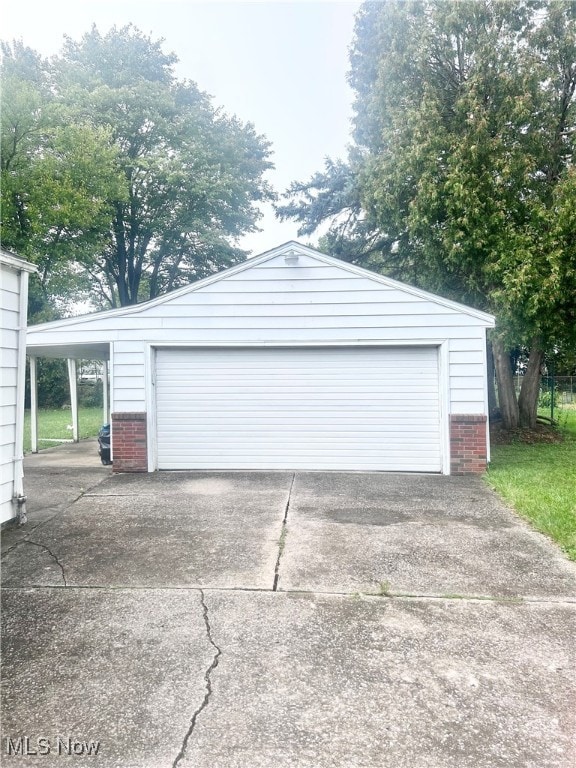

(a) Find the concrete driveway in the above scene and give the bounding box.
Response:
[2,440,575,767]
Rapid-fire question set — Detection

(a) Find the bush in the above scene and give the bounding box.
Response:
[78,378,103,408]
[538,388,558,408]
[25,358,69,408]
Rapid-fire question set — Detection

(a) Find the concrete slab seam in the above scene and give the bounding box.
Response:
[2,585,575,605]
[172,588,222,768]
[1,479,107,551]
[273,472,296,592]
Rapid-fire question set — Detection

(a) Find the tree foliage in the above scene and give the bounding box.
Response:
[1,41,121,309]
[1,26,274,308]
[278,0,576,428]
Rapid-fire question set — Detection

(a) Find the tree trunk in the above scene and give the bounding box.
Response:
[518,338,544,429]
[492,336,519,430]
[486,340,498,416]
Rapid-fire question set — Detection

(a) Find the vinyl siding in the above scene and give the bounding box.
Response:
[111,340,147,412]
[1,262,23,522]
[28,250,492,422]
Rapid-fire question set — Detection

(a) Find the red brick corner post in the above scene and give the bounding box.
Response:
[111,412,148,473]
[450,414,488,474]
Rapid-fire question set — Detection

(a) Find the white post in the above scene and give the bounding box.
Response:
[30,356,38,453]
[103,359,109,424]
[67,358,79,442]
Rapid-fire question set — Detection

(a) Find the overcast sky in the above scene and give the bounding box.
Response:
[3,0,362,255]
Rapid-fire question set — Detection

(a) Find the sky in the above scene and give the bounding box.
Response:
[2,0,362,255]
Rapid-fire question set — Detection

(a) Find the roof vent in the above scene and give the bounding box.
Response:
[284,249,299,265]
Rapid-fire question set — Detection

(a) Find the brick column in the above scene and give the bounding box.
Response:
[111,412,148,473]
[450,414,488,474]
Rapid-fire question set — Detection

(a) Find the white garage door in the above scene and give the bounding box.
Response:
[155,347,442,472]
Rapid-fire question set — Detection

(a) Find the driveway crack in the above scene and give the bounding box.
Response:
[172,589,222,768]
[273,472,295,591]
[22,540,67,586]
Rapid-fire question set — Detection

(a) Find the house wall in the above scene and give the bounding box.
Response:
[1,259,33,522]
[27,250,493,474]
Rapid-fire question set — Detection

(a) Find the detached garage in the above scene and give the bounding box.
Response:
[27,242,495,475]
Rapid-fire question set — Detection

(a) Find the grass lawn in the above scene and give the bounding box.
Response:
[486,408,576,561]
[23,408,106,454]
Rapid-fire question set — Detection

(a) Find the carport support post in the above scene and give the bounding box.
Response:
[67,358,79,443]
[29,356,38,453]
[103,359,109,424]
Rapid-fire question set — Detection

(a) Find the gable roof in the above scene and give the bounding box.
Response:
[28,241,495,331]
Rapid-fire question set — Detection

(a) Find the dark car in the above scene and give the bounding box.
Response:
[98,424,112,465]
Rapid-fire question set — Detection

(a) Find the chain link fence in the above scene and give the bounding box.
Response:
[515,375,576,422]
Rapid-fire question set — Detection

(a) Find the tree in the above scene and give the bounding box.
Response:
[1,42,122,309]
[278,0,576,429]
[53,25,274,306]
[1,26,274,308]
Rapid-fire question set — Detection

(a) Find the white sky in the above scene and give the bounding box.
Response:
[2,0,362,255]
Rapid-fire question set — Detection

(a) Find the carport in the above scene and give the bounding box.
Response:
[25,341,111,453]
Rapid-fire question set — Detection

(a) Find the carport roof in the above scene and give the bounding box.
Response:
[26,342,110,360]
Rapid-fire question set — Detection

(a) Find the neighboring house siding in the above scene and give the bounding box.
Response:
[1,252,35,523]
[1,267,21,520]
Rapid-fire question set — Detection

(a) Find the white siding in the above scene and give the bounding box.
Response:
[111,340,147,413]
[1,264,19,522]
[448,334,487,414]
[1,256,34,523]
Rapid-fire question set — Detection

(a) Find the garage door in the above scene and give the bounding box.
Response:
[155,347,442,472]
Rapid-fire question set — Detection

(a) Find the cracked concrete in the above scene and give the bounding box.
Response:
[1,442,575,767]
[1,438,110,552]
[1,588,215,768]
[273,472,295,591]
[172,590,222,768]
[280,472,576,599]
[179,591,576,768]
[20,540,67,586]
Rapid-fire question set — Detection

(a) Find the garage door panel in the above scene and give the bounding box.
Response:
[164,423,440,433]
[159,395,440,405]
[164,436,441,447]
[155,347,442,472]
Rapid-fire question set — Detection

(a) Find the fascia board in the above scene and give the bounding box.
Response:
[0,249,38,274]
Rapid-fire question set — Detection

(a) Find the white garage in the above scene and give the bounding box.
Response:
[27,241,495,475]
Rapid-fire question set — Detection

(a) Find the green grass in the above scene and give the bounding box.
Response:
[23,408,106,454]
[486,408,576,561]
